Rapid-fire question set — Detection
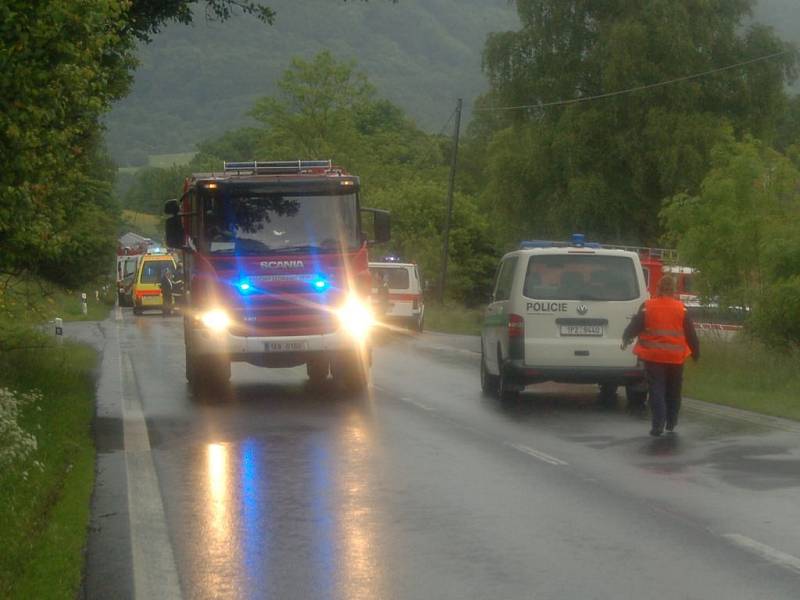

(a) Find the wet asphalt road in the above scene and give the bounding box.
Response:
[78,310,800,599]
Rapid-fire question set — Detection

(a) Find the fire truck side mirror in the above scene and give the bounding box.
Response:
[362,208,391,245]
[164,199,185,249]
[164,199,180,216]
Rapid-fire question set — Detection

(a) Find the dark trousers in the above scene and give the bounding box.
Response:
[645,361,684,431]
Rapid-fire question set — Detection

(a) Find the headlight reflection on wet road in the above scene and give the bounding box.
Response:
[338,413,382,600]
[194,406,382,600]
[204,442,242,598]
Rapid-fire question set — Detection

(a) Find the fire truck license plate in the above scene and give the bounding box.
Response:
[265,341,308,352]
[560,325,602,336]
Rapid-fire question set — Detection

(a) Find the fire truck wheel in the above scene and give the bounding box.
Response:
[332,353,367,392]
[133,306,142,315]
[307,358,330,384]
[186,353,231,390]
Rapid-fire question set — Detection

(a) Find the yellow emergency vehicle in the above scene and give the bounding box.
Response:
[131,250,177,315]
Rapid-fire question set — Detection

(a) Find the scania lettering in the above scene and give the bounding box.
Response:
[164,160,390,391]
[261,260,305,269]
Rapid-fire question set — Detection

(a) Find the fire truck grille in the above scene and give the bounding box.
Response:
[229,295,338,337]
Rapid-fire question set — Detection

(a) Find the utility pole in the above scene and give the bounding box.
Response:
[438,98,462,304]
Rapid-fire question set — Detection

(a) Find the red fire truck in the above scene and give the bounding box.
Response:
[596,244,698,300]
[164,160,390,391]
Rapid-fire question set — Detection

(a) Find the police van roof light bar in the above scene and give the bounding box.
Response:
[223,160,333,175]
[520,235,676,259]
[520,233,601,250]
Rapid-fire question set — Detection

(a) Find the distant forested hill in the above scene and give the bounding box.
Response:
[106,0,799,167]
[104,0,518,165]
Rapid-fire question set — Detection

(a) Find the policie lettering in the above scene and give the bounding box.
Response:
[526,301,568,313]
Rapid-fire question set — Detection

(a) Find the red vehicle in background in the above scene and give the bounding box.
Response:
[598,244,697,301]
[163,160,390,391]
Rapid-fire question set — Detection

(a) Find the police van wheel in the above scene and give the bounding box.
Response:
[599,383,618,407]
[480,354,499,396]
[625,385,648,410]
[496,350,518,401]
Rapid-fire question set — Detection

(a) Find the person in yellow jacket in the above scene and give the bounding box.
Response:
[623,276,700,436]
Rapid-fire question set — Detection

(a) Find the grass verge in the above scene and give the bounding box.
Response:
[0,334,97,599]
[684,335,800,421]
[424,302,484,336]
[1,277,113,323]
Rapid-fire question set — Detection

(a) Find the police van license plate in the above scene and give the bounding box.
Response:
[560,325,602,336]
[265,341,308,352]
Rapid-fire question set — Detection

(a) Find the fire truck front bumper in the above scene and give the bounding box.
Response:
[188,328,368,367]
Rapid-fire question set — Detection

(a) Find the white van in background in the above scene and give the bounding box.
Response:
[481,235,649,405]
[369,261,425,332]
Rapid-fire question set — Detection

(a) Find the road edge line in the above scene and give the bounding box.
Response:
[117,324,182,600]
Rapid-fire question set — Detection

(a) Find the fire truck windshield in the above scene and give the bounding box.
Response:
[202,191,359,255]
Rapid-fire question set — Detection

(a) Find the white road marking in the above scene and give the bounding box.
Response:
[723,534,800,575]
[115,305,123,321]
[401,396,435,411]
[117,323,182,600]
[508,443,568,466]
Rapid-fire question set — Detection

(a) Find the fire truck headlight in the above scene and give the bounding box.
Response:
[200,309,231,332]
[337,296,373,340]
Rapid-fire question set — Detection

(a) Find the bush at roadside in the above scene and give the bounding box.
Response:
[0,328,96,599]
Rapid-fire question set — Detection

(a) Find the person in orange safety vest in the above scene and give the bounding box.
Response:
[622,276,700,436]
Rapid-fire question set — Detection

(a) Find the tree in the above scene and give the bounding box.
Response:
[0,0,132,284]
[475,0,797,247]
[661,135,800,347]
[249,51,377,163]
[0,0,278,286]
[367,179,497,304]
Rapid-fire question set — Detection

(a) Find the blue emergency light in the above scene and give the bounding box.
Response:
[310,275,329,292]
[234,278,256,294]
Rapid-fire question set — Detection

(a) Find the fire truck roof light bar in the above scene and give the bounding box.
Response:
[519,235,678,261]
[223,160,333,175]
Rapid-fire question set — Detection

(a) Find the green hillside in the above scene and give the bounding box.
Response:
[105,0,799,167]
[105,0,518,165]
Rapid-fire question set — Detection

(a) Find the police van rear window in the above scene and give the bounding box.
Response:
[370,267,410,290]
[523,255,639,301]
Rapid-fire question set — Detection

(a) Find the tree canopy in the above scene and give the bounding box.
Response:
[475,0,797,247]
[662,134,800,347]
[0,0,278,286]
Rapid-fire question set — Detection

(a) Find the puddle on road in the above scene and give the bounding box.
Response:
[699,444,800,491]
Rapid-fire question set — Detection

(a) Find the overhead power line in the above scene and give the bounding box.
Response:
[473,50,792,113]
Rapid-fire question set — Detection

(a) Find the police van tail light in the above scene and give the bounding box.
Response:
[508,314,525,338]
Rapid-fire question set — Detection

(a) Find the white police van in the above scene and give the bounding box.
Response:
[481,234,648,404]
